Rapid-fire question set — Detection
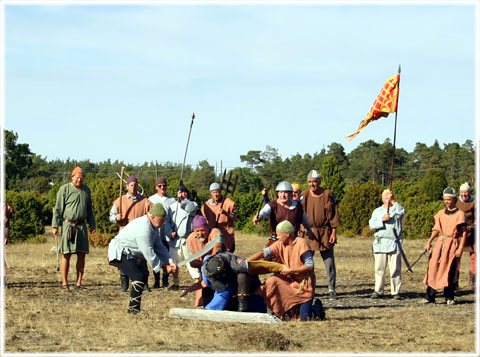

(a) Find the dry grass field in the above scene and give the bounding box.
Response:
[3,230,477,354]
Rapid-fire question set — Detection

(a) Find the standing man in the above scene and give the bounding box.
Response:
[148,177,176,288]
[423,187,466,305]
[52,167,96,291]
[164,183,198,290]
[201,182,237,252]
[109,174,151,291]
[368,189,406,300]
[108,203,177,314]
[456,182,475,288]
[300,169,342,300]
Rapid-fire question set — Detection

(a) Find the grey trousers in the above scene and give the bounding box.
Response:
[317,248,336,292]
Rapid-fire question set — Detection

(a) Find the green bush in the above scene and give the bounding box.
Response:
[338,182,384,236]
[88,177,119,234]
[5,190,47,242]
[403,200,444,239]
[233,191,262,231]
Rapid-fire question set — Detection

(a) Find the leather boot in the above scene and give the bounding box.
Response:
[237,294,249,312]
[120,274,129,292]
[128,280,145,314]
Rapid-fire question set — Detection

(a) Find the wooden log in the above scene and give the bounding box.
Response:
[169,308,283,324]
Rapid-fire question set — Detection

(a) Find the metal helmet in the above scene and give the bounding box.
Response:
[209,182,221,191]
[275,181,293,192]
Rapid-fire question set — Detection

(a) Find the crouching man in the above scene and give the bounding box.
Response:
[108,203,177,314]
[201,252,268,313]
[247,220,325,321]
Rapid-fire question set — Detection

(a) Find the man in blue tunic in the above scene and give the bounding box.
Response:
[368,189,406,300]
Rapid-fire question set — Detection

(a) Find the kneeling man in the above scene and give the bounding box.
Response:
[247,220,324,321]
[108,203,177,314]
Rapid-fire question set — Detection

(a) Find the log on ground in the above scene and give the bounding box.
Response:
[169,308,283,324]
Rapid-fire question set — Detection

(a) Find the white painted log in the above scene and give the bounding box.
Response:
[169,308,283,324]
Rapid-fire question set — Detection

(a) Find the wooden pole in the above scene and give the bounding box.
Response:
[388,64,401,190]
[119,166,125,216]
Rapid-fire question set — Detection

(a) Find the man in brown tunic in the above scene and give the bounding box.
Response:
[253,181,309,242]
[456,182,475,288]
[423,187,467,305]
[109,174,152,291]
[300,169,341,299]
[201,182,236,252]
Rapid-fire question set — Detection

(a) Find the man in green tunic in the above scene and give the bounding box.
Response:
[52,167,96,291]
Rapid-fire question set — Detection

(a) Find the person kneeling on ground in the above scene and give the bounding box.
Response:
[201,252,269,312]
[108,203,177,314]
[247,220,325,321]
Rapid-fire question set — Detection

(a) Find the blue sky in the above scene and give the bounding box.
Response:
[3,1,478,171]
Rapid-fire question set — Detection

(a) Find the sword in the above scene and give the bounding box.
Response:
[393,227,412,273]
[177,236,221,268]
[404,249,428,274]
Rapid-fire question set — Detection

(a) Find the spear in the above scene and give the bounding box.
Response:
[173,113,196,231]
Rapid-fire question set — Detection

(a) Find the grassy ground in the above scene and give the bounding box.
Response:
[3,230,477,354]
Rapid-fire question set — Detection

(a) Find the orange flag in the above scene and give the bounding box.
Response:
[346,74,400,141]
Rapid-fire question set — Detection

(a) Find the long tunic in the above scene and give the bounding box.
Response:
[201,197,236,251]
[107,215,172,273]
[110,193,151,230]
[457,198,475,251]
[260,238,315,319]
[300,188,341,251]
[423,209,466,290]
[164,199,198,248]
[368,202,406,253]
[52,183,96,254]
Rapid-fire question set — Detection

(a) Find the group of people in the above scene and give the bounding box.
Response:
[48,166,475,319]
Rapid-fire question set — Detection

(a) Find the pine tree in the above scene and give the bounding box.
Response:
[320,156,346,203]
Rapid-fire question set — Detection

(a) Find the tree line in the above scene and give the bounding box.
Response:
[3,129,476,243]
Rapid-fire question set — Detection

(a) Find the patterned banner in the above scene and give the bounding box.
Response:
[346,74,400,141]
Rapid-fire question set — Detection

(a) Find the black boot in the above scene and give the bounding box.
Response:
[120,274,129,292]
[237,294,249,312]
[162,272,169,287]
[128,280,145,315]
[312,298,326,321]
[153,272,160,289]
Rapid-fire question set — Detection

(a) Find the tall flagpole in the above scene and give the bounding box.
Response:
[388,64,401,190]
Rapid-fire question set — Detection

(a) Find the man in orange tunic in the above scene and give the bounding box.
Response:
[247,220,324,321]
[423,187,467,305]
[201,182,237,252]
[185,215,223,306]
[110,175,152,291]
[456,182,475,288]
